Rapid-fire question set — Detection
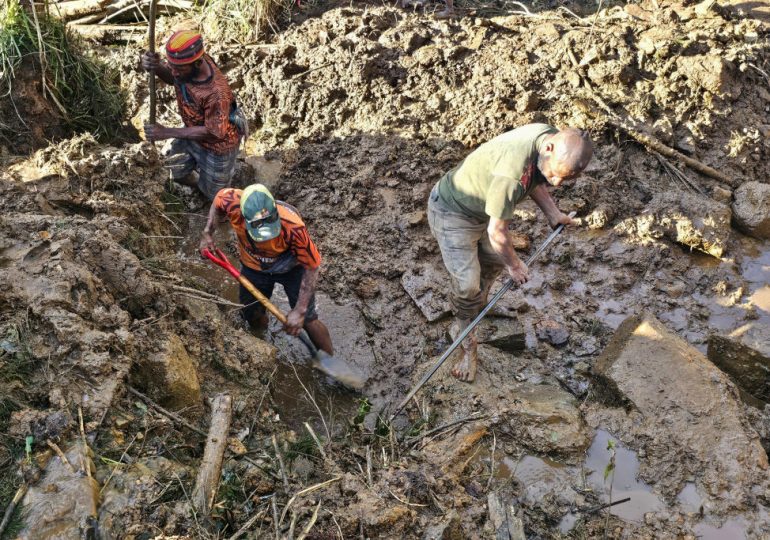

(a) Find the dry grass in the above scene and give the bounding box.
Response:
[200,0,295,44]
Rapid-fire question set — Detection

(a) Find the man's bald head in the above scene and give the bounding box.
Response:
[538,128,594,186]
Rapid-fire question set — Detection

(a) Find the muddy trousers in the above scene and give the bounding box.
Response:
[427,184,504,321]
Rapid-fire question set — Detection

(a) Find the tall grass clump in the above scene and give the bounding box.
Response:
[0,0,124,141]
[200,0,294,44]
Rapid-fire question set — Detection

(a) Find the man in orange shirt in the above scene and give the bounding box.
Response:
[140,30,246,200]
[201,184,333,354]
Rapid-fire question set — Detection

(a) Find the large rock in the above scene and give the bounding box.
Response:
[708,327,770,404]
[20,440,99,539]
[616,191,731,257]
[593,314,768,512]
[732,181,770,239]
[133,332,202,412]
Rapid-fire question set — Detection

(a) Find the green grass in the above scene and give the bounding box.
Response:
[0,0,124,141]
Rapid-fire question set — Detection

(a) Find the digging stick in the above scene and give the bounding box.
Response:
[148,0,158,125]
[191,393,233,515]
[390,213,576,421]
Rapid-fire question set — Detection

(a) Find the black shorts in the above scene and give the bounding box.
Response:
[239,264,318,324]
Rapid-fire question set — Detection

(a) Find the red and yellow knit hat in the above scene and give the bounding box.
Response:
[165,30,204,65]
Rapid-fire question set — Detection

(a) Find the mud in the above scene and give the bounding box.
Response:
[2,0,770,537]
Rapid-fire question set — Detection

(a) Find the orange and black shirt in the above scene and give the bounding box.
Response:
[213,188,322,273]
[173,55,240,155]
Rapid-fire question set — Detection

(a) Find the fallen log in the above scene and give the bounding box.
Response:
[49,0,109,19]
[192,393,233,516]
[68,23,145,42]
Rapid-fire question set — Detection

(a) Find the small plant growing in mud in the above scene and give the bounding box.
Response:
[0,0,124,141]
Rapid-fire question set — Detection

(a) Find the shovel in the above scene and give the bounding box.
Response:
[201,248,366,390]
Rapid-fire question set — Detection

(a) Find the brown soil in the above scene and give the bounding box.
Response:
[1,0,770,537]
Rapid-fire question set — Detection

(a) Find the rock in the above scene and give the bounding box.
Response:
[401,263,452,322]
[708,328,770,404]
[584,204,615,229]
[619,191,731,258]
[515,91,540,113]
[732,181,770,239]
[487,493,525,540]
[423,512,463,540]
[677,55,738,99]
[535,319,570,346]
[593,314,768,511]
[476,316,526,353]
[133,332,202,412]
[20,440,99,539]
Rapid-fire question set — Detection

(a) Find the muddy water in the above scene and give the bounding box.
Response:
[172,207,368,434]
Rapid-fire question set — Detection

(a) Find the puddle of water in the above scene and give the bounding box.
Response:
[584,429,666,524]
[677,482,702,514]
[693,517,748,540]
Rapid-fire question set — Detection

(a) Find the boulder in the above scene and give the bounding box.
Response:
[708,326,770,404]
[617,191,731,257]
[593,314,768,512]
[732,181,770,239]
[133,332,202,412]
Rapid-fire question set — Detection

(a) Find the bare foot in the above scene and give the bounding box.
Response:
[451,348,477,382]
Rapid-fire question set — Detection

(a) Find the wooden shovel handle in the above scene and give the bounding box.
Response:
[148,0,158,124]
[237,275,288,324]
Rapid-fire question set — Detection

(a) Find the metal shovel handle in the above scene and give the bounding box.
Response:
[390,213,576,421]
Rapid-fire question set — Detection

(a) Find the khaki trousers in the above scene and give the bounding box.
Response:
[427,184,504,320]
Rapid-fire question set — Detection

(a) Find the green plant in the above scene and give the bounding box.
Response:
[0,0,124,140]
[350,397,371,427]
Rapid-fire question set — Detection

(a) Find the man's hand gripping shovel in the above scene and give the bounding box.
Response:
[201,248,366,391]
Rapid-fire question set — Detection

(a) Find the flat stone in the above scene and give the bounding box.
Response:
[732,181,770,239]
[475,316,526,353]
[593,314,768,511]
[401,263,452,322]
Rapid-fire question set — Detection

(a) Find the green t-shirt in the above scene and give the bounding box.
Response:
[437,123,557,220]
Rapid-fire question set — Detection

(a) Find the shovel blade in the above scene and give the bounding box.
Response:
[312,350,366,390]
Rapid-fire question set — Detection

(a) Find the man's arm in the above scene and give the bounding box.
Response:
[200,201,226,252]
[285,267,319,336]
[487,217,529,285]
[529,184,576,229]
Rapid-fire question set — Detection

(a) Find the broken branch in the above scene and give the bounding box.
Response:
[192,393,233,516]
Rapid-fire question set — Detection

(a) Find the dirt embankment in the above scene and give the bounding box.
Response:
[1,0,770,537]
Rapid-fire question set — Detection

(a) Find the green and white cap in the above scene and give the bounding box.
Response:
[240,184,281,242]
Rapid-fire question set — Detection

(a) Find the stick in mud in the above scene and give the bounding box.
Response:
[191,393,233,515]
[390,214,576,421]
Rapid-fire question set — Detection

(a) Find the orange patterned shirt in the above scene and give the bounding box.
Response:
[213,188,322,273]
[173,55,240,154]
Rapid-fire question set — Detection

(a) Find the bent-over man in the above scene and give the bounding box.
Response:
[428,123,593,382]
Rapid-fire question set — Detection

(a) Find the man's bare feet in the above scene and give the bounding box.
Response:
[451,347,478,382]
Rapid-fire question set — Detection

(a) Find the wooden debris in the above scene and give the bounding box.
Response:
[0,484,27,537]
[67,23,145,42]
[192,394,233,516]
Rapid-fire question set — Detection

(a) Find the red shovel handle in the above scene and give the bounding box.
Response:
[201,248,241,279]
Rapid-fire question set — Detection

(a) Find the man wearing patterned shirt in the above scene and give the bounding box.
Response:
[140,30,246,200]
[201,184,334,354]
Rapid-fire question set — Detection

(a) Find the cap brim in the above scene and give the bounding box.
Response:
[246,219,281,242]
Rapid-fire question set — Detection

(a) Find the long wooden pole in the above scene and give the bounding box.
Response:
[148,0,158,124]
[192,394,233,515]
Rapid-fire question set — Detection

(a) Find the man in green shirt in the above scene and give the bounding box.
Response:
[428,123,593,382]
